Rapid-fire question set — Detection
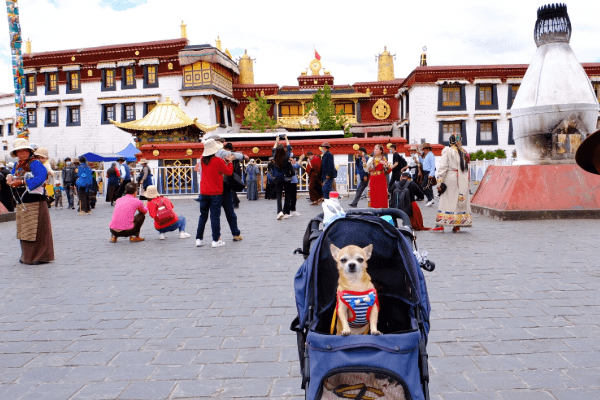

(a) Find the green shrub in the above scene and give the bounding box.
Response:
[483,150,496,160]
[495,149,507,159]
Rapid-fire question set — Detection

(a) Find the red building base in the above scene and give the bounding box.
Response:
[471,164,600,220]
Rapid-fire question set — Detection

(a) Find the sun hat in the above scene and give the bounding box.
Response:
[139,158,148,164]
[576,128,600,175]
[202,138,223,157]
[420,142,432,150]
[320,142,331,148]
[34,147,49,159]
[248,159,256,165]
[10,138,34,157]
[144,185,159,199]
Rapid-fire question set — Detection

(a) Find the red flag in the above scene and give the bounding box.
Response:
[315,50,321,60]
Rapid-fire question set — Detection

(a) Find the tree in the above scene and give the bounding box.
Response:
[305,83,348,132]
[241,94,277,132]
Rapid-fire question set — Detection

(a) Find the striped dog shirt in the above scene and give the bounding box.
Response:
[337,289,378,328]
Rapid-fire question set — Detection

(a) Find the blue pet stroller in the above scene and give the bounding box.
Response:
[292,209,432,400]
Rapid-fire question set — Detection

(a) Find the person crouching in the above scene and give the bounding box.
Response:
[109,182,147,243]
[145,185,191,240]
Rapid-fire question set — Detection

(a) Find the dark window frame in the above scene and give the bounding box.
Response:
[438,120,467,146]
[66,70,82,94]
[121,66,136,90]
[476,120,498,145]
[45,72,59,95]
[508,120,515,145]
[101,104,116,125]
[27,109,37,127]
[143,102,156,117]
[7,123,13,136]
[143,65,159,88]
[26,74,37,95]
[101,69,116,92]
[121,103,136,122]
[0,125,3,137]
[507,84,520,110]
[66,106,81,127]
[45,107,59,127]
[437,84,466,111]
[475,84,498,110]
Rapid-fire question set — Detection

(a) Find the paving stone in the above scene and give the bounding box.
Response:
[467,371,527,390]
[170,379,223,398]
[197,362,247,379]
[19,383,84,400]
[105,365,157,381]
[497,390,556,400]
[61,366,115,382]
[119,381,176,399]
[514,369,575,389]
[16,366,72,383]
[152,365,202,381]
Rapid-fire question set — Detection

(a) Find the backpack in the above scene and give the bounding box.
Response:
[390,180,412,216]
[153,197,177,225]
[75,164,93,189]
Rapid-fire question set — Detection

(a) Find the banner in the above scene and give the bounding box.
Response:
[6,0,29,139]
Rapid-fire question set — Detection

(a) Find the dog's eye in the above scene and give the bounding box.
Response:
[340,258,347,263]
[357,258,364,263]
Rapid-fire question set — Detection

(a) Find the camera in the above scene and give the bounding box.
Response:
[278,134,286,140]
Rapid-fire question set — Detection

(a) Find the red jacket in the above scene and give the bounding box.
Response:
[200,156,233,195]
[147,196,178,230]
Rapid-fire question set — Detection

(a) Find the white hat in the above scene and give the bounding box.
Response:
[34,147,49,159]
[10,138,34,157]
[202,138,223,157]
[144,185,159,199]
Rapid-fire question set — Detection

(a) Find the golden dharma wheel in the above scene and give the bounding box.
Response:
[152,150,159,156]
[387,143,393,149]
[186,149,193,156]
[352,144,360,151]
[252,147,259,154]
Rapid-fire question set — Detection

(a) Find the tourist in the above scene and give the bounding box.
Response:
[137,158,153,196]
[224,143,242,209]
[34,148,55,208]
[62,157,76,209]
[109,182,147,243]
[71,159,80,210]
[305,151,323,205]
[145,185,191,239]
[388,144,407,194]
[213,138,245,241]
[404,146,423,184]
[320,142,335,200]
[271,134,292,220]
[89,170,99,209]
[0,162,14,212]
[265,158,277,200]
[116,157,132,199]
[432,133,472,233]
[365,144,391,208]
[75,156,93,215]
[245,159,260,201]
[54,182,64,209]
[398,172,429,231]
[105,162,120,206]
[195,138,234,248]
[6,138,54,264]
[289,156,301,216]
[348,147,369,208]
[421,143,436,206]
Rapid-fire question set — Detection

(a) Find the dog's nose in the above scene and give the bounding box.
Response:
[348,262,356,272]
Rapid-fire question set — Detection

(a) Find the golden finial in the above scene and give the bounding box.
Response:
[216,36,222,51]
[420,46,427,67]
[225,48,232,58]
[377,46,395,81]
[238,49,255,84]
[25,38,31,54]
[180,21,187,39]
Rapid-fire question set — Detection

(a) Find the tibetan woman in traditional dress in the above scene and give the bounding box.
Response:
[365,144,391,208]
[7,139,55,264]
[433,133,472,232]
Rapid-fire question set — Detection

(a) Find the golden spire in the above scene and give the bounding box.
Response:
[238,49,254,85]
[377,45,395,81]
[216,36,222,51]
[25,38,31,54]
[420,46,427,67]
[180,21,187,39]
[224,48,232,58]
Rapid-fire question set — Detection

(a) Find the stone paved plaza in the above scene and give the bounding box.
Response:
[1,193,599,399]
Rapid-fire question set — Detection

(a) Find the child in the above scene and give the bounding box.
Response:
[145,185,191,240]
[54,182,64,209]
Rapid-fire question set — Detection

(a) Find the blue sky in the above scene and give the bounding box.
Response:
[100,0,146,11]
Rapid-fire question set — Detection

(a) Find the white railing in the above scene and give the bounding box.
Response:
[469,158,517,182]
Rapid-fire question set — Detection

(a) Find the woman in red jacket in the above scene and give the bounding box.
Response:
[195,139,234,248]
[146,185,191,240]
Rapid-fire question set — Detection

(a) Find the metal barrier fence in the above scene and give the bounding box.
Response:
[469,158,517,181]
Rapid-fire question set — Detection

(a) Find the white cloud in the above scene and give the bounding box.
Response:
[0,0,598,95]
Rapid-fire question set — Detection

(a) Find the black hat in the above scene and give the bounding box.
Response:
[358,147,367,153]
[117,157,125,162]
[78,156,87,163]
[401,171,411,178]
[576,128,600,175]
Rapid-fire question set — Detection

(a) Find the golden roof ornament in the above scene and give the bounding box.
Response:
[420,46,427,67]
[25,38,31,54]
[225,48,232,58]
[180,21,187,39]
[377,45,395,81]
[309,58,321,76]
[238,49,255,85]
[216,36,222,51]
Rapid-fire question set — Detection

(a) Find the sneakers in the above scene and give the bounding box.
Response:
[212,240,226,248]
[233,235,243,241]
[425,200,435,207]
[291,211,301,217]
[159,233,166,240]
[179,232,191,239]
[283,214,290,219]
[130,236,145,242]
[110,236,117,243]
[347,204,357,208]
[277,212,284,220]
[196,239,204,247]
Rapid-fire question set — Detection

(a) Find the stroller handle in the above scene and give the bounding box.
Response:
[315,208,412,228]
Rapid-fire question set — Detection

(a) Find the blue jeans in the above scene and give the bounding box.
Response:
[196,195,222,242]
[322,177,333,199]
[157,216,186,234]
[221,190,241,236]
[65,184,74,208]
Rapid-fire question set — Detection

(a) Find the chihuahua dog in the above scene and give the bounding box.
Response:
[331,244,380,336]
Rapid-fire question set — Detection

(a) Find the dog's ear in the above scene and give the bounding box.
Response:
[330,244,340,259]
[363,244,373,260]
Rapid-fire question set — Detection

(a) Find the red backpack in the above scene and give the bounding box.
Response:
[153,197,176,224]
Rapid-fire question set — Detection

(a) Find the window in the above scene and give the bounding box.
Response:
[475,84,498,110]
[27,109,37,127]
[335,103,354,115]
[101,104,115,124]
[507,84,520,109]
[476,120,498,145]
[280,103,302,116]
[122,103,135,122]
[26,74,37,95]
[593,83,600,103]
[227,107,232,127]
[143,102,156,116]
[479,86,492,106]
[438,85,465,111]
[45,72,58,95]
[66,71,81,94]
[102,69,116,91]
[122,66,136,89]
[45,108,58,127]
[7,123,13,136]
[438,121,467,145]
[508,120,515,145]
[0,125,3,137]
[144,65,158,88]
[67,106,81,126]
[183,61,211,89]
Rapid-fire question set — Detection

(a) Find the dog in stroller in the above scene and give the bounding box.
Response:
[292,208,434,400]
